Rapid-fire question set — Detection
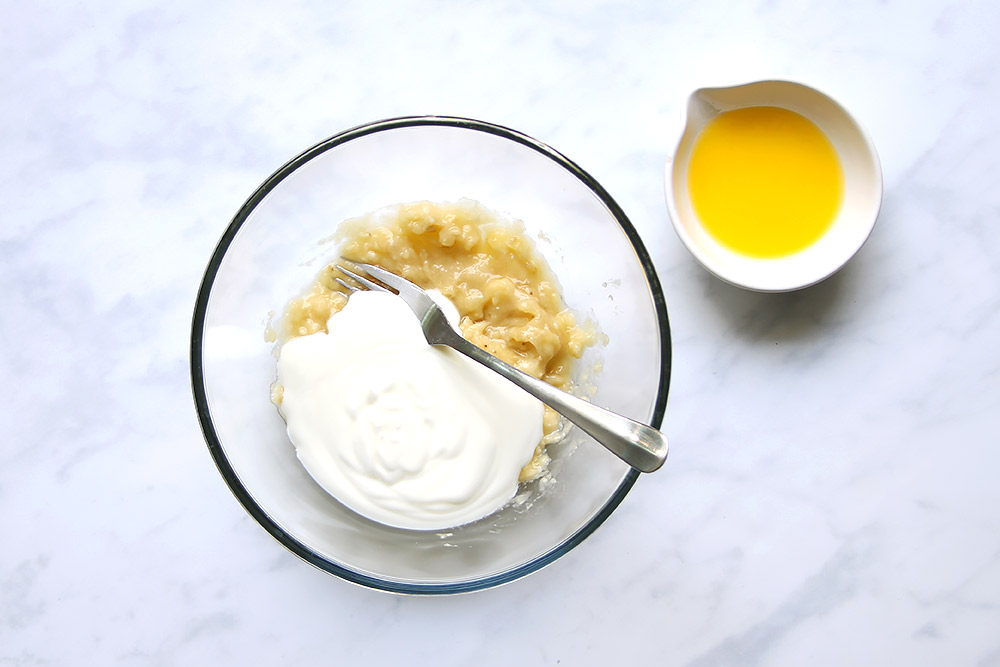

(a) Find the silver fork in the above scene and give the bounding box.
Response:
[336,260,668,473]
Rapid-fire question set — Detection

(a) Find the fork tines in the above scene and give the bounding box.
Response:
[334,262,394,295]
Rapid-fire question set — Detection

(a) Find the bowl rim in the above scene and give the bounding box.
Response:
[190,115,672,594]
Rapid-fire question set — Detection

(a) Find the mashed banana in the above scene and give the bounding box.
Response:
[275,199,594,481]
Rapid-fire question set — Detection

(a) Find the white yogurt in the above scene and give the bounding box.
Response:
[276,290,544,531]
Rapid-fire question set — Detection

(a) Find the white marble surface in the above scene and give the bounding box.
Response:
[3,1,999,664]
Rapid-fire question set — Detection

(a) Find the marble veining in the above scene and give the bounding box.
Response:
[2,1,999,665]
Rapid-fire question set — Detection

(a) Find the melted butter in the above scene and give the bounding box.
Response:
[687,106,844,259]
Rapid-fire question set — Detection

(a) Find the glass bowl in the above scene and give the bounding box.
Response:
[191,116,671,594]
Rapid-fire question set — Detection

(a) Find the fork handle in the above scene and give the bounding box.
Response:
[442,333,668,473]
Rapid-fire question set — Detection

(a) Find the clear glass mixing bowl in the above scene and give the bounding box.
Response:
[191,116,671,594]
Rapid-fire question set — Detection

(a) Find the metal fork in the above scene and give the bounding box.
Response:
[336,260,667,473]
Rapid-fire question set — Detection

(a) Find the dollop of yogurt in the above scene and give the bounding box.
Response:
[276,289,544,530]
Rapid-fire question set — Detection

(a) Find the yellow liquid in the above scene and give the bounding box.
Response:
[687,106,844,259]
